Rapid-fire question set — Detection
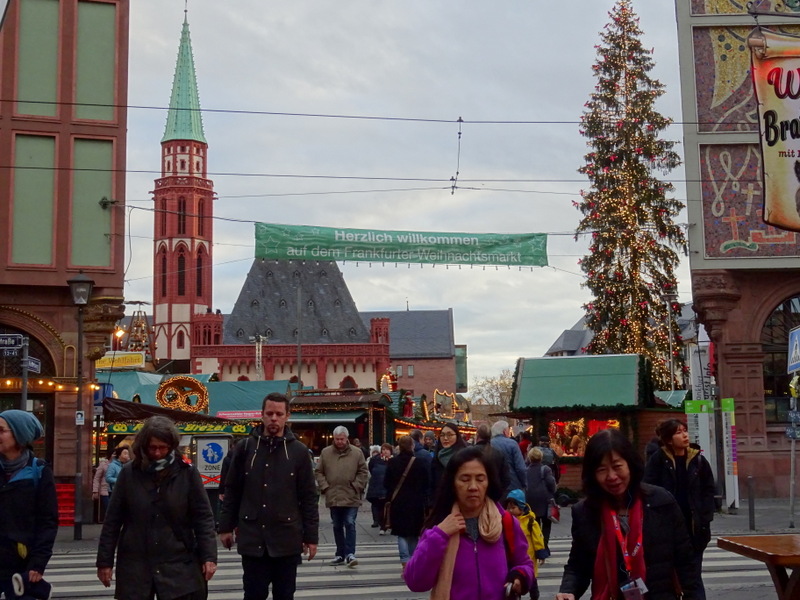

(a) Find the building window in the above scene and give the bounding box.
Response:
[334,299,342,308]
[160,252,167,297]
[177,331,185,349]
[321,328,328,337]
[762,295,800,423]
[160,199,167,236]
[196,252,204,297]
[396,365,403,377]
[251,299,259,307]
[279,299,287,308]
[198,199,205,236]
[407,365,414,377]
[236,329,244,338]
[177,250,186,296]
[177,197,187,234]
[307,299,314,308]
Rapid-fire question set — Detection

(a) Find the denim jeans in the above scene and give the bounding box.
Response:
[330,506,359,558]
[397,535,419,563]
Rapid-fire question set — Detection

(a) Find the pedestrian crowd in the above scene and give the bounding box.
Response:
[0,399,715,600]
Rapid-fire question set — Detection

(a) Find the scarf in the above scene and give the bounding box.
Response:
[430,500,503,600]
[437,446,456,468]
[591,496,646,600]
[0,448,31,483]
[146,450,176,473]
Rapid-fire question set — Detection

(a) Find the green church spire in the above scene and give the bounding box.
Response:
[162,15,206,143]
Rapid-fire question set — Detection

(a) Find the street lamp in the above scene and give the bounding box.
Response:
[68,271,94,541]
[661,292,680,392]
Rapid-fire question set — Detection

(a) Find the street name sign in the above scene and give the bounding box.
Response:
[0,334,23,349]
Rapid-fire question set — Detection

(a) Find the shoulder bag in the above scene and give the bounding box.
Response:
[382,457,416,530]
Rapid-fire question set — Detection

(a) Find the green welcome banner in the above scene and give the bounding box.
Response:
[255,223,548,267]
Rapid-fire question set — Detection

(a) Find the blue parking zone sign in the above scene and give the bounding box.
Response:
[789,326,800,374]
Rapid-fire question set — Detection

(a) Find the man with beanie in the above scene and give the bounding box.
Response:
[0,410,58,600]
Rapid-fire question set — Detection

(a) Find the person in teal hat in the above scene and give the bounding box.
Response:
[0,409,58,600]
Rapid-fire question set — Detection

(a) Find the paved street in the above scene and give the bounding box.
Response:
[50,498,799,599]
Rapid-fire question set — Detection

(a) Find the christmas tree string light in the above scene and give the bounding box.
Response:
[575,0,687,390]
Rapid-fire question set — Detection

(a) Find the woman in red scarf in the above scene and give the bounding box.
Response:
[557,428,697,600]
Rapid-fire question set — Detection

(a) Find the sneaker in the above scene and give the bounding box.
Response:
[329,556,345,566]
[346,554,358,568]
[371,522,380,528]
[379,529,387,535]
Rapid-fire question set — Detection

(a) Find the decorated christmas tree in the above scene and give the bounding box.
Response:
[575,0,686,390]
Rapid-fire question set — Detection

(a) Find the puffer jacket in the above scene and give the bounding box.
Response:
[315,442,368,508]
[644,444,716,552]
[219,425,319,558]
[404,502,535,600]
[366,454,389,501]
[96,454,217,600]
[0,454,58,577]
[558,484,698,600]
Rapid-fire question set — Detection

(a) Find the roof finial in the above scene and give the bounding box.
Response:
[184,0,188,19]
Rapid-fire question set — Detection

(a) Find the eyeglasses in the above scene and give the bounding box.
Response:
[440,432,456,439]
[147,444,170,453]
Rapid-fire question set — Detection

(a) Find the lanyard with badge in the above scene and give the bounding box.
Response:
[611,511,648,599]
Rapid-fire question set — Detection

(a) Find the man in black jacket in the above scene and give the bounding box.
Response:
[219,393,319,600]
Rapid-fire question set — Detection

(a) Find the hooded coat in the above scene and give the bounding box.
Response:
[96,455,217,600]
[643,444,716,552]
[219,424,319,558]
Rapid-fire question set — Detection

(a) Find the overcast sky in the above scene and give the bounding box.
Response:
[123,1,688,385]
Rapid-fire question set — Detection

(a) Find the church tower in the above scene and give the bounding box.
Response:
[152,14,214,370]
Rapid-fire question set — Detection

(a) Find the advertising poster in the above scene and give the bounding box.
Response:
[750,28,800,231]
[685,399,717,482]
[721,398,740,510]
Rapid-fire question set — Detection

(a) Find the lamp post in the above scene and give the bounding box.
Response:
[68,271,94,541]
[661,292,679,392]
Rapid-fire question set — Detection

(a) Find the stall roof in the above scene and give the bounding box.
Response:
[290,411,366,423]
[512,354,647,410]
[98,371,294,416]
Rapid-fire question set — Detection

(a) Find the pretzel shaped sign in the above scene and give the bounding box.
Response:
[156,376,209,413]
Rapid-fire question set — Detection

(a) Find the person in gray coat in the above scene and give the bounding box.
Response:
[219,392,319,600]
[96,416,217,600]
[525,446,557,550]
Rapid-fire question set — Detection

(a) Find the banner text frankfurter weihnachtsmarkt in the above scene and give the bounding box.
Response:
[254,223,548,267]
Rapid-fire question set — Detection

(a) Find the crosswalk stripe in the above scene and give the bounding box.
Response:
[44,538,775,598]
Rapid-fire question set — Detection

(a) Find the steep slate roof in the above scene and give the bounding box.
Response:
[359,309,455,358]
[162,16,206,143]
[223,260,371,345]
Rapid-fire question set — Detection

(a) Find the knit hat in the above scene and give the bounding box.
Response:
[0,410,44,447]
[423,430,436,440]
[505,489,528,511]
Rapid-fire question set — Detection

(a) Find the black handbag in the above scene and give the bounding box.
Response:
[382,457,415,530]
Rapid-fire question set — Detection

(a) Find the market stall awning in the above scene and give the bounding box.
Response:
[654,390,688,408]
[290,410,366,423]
[511,354,649,410]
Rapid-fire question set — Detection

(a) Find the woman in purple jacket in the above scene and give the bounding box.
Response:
[404,446,534,600]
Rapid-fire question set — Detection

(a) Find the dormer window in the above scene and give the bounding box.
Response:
[251,299,259,307]
[307,299,314,308]
[236,329,244,338]
[334,299,342,308]
[279,299,287,308]
[322,328,328,337]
